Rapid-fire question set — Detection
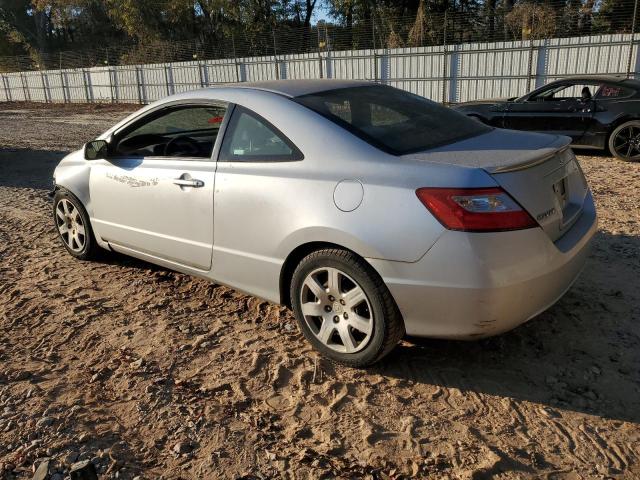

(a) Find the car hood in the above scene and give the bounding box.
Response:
[403,128,571,173]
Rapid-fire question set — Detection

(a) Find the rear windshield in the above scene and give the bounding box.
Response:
[294,85,491,155]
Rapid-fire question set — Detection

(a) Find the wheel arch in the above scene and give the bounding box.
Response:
[53,163,109,250]
[280,241,350,307]
[53,150,93,215]
[279,241,392,308]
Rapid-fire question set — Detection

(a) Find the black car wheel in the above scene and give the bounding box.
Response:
[609,120,640,162]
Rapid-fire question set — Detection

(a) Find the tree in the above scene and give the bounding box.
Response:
[594,0,638,34]
[505,2,557,40]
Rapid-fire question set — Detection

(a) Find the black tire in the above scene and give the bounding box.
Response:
[52,189,100,260]
[608,120,640,162]
[290,248,405,367]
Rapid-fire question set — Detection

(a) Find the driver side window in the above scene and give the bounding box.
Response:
[114,104,227,159]
[529,83,599,102]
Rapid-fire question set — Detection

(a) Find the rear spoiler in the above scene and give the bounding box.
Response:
[487,137,572,174]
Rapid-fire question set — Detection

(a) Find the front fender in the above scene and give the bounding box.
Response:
[53,150,93,216]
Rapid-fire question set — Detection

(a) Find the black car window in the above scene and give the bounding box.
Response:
[295,85,490,155]
[595,84,635,99]
[529,83,601,101]
[219,106,303,162]
[115,105,227,158]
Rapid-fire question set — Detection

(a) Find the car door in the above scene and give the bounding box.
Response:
[581,83,639,148]
[89,102,229,270]
[503,82,597,141]
[211,105,304,300]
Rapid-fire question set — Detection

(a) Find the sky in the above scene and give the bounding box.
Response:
[312,3,333,24]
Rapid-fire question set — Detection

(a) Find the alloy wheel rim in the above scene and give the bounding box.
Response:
[55,199,86,252]
[299,267,373,354]
[613,125,640,160]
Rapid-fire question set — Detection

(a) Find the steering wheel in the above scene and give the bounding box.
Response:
[163,135,201,157]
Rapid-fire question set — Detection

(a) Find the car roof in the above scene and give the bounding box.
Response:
[547,75,640,88]
[205,79,373,98]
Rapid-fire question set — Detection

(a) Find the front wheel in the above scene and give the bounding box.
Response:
[609,120,640,161]
[53,189,100,260]
[290,249,404,367]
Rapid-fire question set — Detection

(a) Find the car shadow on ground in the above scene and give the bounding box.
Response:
[92,249,174,273]
[0,148,66,190]
[574,148,612,158]
[373,229,640,424]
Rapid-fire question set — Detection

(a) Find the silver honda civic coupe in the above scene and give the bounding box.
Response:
[52,79,597,366]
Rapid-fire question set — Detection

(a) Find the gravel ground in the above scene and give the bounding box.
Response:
[0,103,639,480]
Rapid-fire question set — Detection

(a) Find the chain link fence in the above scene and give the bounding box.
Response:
[0,6,638,105]
[1,5,639,73]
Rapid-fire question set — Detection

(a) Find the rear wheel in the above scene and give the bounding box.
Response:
[53,189,100,260]
[609,120,640,161]
[290,248,404,367]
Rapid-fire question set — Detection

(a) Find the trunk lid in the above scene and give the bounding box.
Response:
[404,129,589,241]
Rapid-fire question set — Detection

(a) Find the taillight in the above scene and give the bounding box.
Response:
[416,187,537,232]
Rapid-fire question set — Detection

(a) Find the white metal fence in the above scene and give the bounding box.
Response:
[0,33,637,105]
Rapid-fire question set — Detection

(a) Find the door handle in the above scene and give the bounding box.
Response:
[173,178,204,188]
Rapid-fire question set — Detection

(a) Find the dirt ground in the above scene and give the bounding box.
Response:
[0,102,639,480]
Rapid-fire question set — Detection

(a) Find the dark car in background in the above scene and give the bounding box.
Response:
[453,76,640,161]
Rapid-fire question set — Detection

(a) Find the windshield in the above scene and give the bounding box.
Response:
[294,85,491,155]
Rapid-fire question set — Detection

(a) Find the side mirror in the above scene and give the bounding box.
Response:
[84,140,108,160]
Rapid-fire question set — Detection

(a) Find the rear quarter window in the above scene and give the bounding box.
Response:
[597,85,635,99]
[219,106,303,162]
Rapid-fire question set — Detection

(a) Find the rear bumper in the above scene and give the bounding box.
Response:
[368,191,597,339]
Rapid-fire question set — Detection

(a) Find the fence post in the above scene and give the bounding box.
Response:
[82,68,93,103]
[317,26,324,79]
[526,12,536,91]
[373,52,378,82]
[442,11,448,104]
[19,72,30,102]
[527,41,536,91]
[81,69,89,102]
[272,29,280,80]
[113,68,120,102]
[627,0,639,78]
[233,58,241,82]
[40,71,49,103]
[1,75,11,102]
[231,35,241,83]
[372,12,376,50]
[109,68,115,103]
[164,65,172,96]
[135,66,144,104]
[60,70,67,103]
[198,60,205,87]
